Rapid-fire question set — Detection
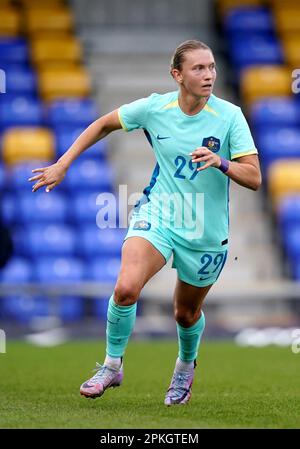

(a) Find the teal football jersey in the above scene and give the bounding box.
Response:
[118,91,258,251]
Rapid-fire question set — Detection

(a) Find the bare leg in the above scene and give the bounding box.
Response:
[173,278,212,327]
[105,236,167,358]
[80,236,167,399]
[114,236,166,306]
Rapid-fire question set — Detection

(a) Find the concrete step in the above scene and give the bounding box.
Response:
[80,27,217,55]
[71,0,213,27]
[90,54,232,102]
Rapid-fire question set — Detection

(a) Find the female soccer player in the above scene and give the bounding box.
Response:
[29,40,261,406]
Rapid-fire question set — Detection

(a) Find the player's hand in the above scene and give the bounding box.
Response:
[28,162,67,193]
[189,146,221,171]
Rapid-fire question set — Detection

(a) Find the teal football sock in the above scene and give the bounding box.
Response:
[106,293,137,358]
[176,312,205,362]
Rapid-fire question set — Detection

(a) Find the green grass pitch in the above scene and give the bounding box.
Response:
[0,340,299,429]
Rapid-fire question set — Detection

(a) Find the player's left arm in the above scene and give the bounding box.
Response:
[190,106,262,191]
[221,153,261,191]
[189,149,262,191]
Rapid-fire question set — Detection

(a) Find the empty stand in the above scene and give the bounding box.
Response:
[0,0,120,325]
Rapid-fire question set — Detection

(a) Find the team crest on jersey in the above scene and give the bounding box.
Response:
[202,136,220,153]
[133,220,151,231]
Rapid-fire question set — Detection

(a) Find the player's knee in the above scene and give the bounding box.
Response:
[174,308,200,327]
[114,281,140,306]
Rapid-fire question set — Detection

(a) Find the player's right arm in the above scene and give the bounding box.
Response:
[29,109,122,192]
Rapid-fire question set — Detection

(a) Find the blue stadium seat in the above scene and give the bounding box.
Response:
[283,226,300,261]
[88,256,120,282]
[60,296,83,321]
[34,256,85,283]
[224,7,274,36]
[251,98,299,129]
[5,66,37,96]
[46,99,98,127]
[71,191,119,224]
[294,260,300,281]
[1,295,84,322]
[278,196,300,232]
[0,93,37,104]
[1,295,49,323]
[7,162,52,193]
[229,36,283,69]
[0,96,43,129]
[94,298,110,320]
[87,257,120,318]
[0,163,5,191]
[0,257,84,323]
[71,191,100,223]
[24,224,76,257]
[18,191,68,224]
[55,126,106,160]
[11,227,27,257]
[0,63,26,73]
[77,226,126,257]
[0,257,32,282]
[64,159,114,191]
[1,292,82,323]
[1,194,16,225]
[256,127,300,171]
[0,38,28,64]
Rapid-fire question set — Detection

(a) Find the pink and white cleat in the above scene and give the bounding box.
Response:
[164,361,196,406]
[80,362,123,399]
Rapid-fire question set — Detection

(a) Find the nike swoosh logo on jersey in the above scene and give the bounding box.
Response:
[157,135,171,140]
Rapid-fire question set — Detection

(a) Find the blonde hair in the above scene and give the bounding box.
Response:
[170,40,213,73]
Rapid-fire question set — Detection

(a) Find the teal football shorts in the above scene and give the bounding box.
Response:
[123,210,228,288]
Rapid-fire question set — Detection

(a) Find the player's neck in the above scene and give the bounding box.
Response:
[178,92,210,116]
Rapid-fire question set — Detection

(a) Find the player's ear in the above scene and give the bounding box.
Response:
[171,68,183,84]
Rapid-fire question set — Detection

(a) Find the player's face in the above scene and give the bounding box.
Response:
[177,49,216,97]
